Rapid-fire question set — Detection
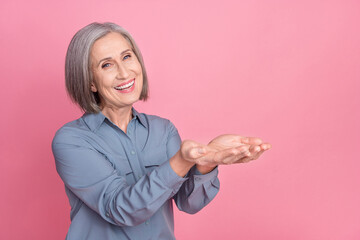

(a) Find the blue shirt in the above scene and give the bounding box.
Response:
[52,109,220,240]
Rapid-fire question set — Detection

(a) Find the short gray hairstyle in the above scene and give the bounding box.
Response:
[65,22,149,113]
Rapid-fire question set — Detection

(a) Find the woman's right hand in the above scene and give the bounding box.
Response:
[207,134,271,164]
[179,139,249,167]
[180,135,271,167]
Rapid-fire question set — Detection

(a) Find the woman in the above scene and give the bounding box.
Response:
[52,22,271,240]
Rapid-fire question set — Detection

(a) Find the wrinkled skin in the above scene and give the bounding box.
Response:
[180,134,271,168]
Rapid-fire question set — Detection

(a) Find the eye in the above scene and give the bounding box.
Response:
[123,54,131,60]
[101,63,111,68]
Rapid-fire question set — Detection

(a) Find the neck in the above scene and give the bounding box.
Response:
[101,105,133,133]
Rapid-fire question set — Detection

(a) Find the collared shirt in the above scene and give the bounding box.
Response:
[52,109,220,240]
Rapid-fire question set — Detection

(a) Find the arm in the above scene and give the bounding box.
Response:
[172,134,272,214]
[165,122,220,214]
[173,165,220,214]
[52,128,192,227]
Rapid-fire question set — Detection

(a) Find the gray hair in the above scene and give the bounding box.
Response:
[65,22,149,113]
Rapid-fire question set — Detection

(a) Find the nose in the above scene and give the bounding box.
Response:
[116,63,130,80]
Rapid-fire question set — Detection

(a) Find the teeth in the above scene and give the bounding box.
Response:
[115,80,134,90]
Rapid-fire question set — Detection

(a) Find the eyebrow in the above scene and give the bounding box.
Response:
[97,49,132,67]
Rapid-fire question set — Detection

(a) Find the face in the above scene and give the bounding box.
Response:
[90,32,143,111]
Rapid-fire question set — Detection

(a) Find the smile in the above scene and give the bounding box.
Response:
[114,79,135,91]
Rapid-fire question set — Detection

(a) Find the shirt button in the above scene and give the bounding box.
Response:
[195,177,201,181]
[145,221,149,225]
[106,213,110,217]
[131,150,136,155]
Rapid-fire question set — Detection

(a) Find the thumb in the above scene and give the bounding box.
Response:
[197,147,206,154]
[189,147,206,159]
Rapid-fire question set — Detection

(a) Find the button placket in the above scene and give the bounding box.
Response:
[122,120,144,181]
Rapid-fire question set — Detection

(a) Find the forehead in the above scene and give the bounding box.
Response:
[91,32,132,59]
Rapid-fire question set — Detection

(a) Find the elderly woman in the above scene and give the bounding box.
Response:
[52,22,271,240]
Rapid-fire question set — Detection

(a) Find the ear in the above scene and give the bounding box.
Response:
[90,82,97,92]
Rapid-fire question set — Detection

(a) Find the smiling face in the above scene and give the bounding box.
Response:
[90,32,143,111]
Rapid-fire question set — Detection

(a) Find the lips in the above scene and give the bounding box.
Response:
[114,78,135,92]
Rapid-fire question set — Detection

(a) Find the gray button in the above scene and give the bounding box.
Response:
[195,177,201,181]
[106,213,110,217]
[145,221,149,225]
[131,150,136,155]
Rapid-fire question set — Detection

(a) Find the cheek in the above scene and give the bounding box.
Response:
[96,74,114,88]
[137,67,143,84]
[131,59,142,74]
[137,73,144,88]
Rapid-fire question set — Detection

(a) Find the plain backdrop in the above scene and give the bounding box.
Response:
[1,0,359,239]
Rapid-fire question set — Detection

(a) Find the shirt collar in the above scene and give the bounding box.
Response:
[82,107,147,132]
[82,111,106,132]
[131,108,147,129]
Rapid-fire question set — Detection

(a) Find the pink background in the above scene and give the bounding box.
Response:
[1,0,359,239]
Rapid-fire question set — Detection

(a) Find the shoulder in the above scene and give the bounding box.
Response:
[138,112,177,132]
[136,112,181,148]
[142,112,171,124]
[52,115,92,146]
[134,110,180,140]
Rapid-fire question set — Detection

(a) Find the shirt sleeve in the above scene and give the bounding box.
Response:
[52,127,187,227]
[166,122,220,214]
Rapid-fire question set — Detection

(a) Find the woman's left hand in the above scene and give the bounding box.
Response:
[180,134,272,174]
[208,134,271,162]
[180,139,250,167]
[195,134,272,173]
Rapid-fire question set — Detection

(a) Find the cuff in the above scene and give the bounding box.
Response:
[155,160,188,193]
[192,166,219,184]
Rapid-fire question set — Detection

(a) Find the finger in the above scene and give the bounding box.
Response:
[241,137,263,145]
[192,144,236,165]
[239,145,260,161]
[194,151,216,165]
[234,146,252,162]
[249,145,261,154]
[188,147,207,159]
[217,145,250,164]
[222,152,247,164]
[250,149,265,161]
[249,143,271,160]
[181,140,206,160]
[236,154,260,163]
[214,148,241,164]
[232,151,253,164]
[234,145,261,163]
[260,143,272,151]
[241,143,270,160]
[196,144,254,166]
[208,135,245,150]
